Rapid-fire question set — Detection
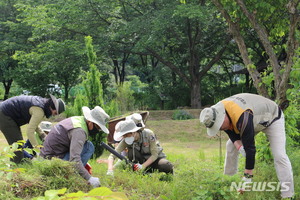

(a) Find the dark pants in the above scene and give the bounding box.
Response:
[0,109,24,163]
[128,148,173,174]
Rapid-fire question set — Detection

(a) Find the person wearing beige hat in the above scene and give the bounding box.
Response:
[40,106,110,188]
[125,113,146,128]
[0,94,65,163]
[106,118,173,176]
[199,93,294,198]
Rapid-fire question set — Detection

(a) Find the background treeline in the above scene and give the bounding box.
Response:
[0,0,299,135]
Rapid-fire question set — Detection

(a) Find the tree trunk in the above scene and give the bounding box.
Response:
[3,79,13,100]
[190,81,201,108]
[212,0,269,98]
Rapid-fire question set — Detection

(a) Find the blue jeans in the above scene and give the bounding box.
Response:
[62,140,94,166]
[23,139,34,159]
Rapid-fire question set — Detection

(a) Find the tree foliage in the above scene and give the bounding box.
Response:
[212,0,299,109]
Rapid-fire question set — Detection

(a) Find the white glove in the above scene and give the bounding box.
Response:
[238,174,252,194]
[88,176,100,188]
[238,145,246,157]
[242,173,253,183]
[242,176,252,183]
[133,163,143,171]
[106,170,114,176]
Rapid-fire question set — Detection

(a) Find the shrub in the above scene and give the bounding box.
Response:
[172,110,194,120]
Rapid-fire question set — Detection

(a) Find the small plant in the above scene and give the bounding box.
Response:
[172,110,194,120]
[255,133,273,163]
[32,187,128,200]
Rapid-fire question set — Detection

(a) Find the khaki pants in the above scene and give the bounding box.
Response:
[128,148,173,174]
[224,113,294,198]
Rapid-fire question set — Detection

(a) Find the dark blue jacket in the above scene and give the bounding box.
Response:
[0,95,49,126]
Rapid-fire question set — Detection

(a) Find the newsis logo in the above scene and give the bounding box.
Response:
[230,182,290,192]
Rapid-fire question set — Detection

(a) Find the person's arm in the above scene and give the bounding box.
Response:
[28,106,45,147]
[68,128,91,180]
[141,131,158,169]
[225,129,241,143]
[107,140,127,171]
[238,112,255,175]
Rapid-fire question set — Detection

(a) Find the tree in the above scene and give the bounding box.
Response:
[83,36,106,158]
[135,1,230,108]
[13,40,85,98]
[0,0,33,99]
[83,36,104,108]
[212,0,299,109]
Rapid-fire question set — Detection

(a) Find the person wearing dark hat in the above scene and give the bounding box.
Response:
[199,93,294,198]
[0,95,65,163]
[40,106,110,188]
[106,117,173,176]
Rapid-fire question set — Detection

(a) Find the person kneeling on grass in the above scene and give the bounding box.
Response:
[106,118,173,176]
[40,106,110,188]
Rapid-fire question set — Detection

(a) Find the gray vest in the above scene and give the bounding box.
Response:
[40,116,88,158]
[222,93,280,133]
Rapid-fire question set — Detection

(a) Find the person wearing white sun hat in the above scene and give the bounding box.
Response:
[199,93,294,199]
[40,106,110,188]
[106,118,173,176]
[125,113,146,129]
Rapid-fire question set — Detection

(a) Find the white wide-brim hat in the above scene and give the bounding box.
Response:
[113,119,142,141]
[39,121,52,132]
[199,102,225,136]
[50,94,66,114]
[82,106,110,134]
[125,113,145,128]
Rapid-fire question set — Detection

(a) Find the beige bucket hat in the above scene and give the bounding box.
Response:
[50,94,66,114]
[39,121,52,132]
[113,119,142,141]
[125,113,145,128]
[199,102,225,136]
[82,106,110,134]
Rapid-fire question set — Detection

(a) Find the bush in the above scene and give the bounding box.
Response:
[172,110,194,120]
[0,152,91,199]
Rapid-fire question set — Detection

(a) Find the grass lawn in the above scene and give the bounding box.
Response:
[0,113,299,199]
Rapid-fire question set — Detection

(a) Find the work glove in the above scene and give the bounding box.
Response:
[106,170,114,176]
[242,173,253,183]
[133,163,143,171]
[85,163,92,175]
[88,176,100,188]
[238,173,253,194]
[238,145,246,157]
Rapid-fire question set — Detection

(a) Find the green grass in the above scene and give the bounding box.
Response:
[0,118,299,199]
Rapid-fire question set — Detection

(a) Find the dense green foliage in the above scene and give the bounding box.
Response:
[1,0,298,111]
